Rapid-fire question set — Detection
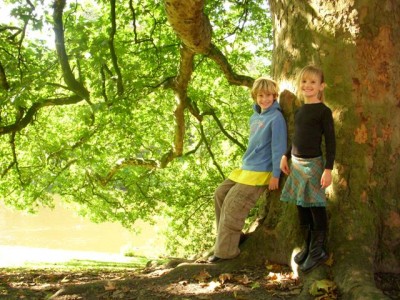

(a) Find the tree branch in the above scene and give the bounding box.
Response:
[0,62,10,90]
[8,132,23,184]
[128,0,154,44]
[108,0,124,95]
[199,122,225,179]
[207,44,254,87]
[52,0,90,100]
[0,95,84,135]
[164,0,212,54]
[172,45,195,156]
[205,110,246,152]
[98,158,159,186]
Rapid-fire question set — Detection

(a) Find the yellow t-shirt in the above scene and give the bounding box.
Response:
[228,168,272,186]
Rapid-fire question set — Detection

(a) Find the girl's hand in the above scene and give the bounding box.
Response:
[280,155,290,175]
[269,177,279,190]
[321,169,332,188]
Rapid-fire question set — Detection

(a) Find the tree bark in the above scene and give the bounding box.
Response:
[164,0,212,54]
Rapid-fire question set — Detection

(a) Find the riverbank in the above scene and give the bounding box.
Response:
[0,245,141,268]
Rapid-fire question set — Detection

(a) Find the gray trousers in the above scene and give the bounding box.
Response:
[213,179,266,259]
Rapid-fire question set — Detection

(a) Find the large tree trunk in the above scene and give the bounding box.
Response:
[242,1,400,299]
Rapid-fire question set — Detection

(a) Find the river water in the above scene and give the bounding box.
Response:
[0,202,165,266]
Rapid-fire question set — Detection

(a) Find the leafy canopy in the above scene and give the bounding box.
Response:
[0,0,273,256]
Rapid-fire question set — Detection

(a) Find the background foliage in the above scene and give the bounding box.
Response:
[0,0,273,256]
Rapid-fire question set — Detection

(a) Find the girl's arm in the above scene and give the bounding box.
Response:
[321,169,332,188]
[323,107,336,169]
[280,155,290,175]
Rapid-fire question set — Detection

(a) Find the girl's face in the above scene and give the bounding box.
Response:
[300,74,325,102]
[256,90,275,110]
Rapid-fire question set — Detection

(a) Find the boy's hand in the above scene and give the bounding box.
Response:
[269,177,279,190]
[321,169,332,188]
[280,155,290,175]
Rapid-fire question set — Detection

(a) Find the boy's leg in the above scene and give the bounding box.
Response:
[214,179,236,229]
[214,183,266,259]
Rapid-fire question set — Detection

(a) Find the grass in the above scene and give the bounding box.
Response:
[1,255,157,273]
[0,257,153,300]
[26,257,148,269]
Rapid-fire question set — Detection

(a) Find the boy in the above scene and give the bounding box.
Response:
[209,77,287,262]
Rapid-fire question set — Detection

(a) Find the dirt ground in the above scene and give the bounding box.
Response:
[0,262,399,299]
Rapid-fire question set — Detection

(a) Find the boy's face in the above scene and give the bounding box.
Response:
[256,91,275,111]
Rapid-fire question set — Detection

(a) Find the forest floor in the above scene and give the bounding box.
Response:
[0,258,399,300]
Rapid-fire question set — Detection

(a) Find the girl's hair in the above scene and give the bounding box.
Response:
[297,65,325,102]
[251,77,279,101]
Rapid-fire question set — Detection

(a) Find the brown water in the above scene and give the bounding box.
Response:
[0,201,166,265]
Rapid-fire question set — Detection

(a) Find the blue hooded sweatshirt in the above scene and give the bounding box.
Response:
[241,101,287,178]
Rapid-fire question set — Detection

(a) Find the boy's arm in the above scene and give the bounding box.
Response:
[269,176,279,190]
[271,114,288,178]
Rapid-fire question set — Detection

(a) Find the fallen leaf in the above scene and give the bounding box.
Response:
[265,272,278,281]
[309,279,337,296]
[266,263,283,272]
[194,270,212,283]
[218,273,232,284]
[234,274,251,285]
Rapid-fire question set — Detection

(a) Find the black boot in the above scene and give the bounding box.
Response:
[300,230,328,273]
[294,225,311,265]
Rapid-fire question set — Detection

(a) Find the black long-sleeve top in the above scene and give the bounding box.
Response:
[285,102,336,169]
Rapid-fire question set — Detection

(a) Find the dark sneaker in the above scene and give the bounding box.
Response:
[239,233,248,245]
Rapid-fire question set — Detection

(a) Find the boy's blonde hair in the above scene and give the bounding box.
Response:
[251,77,279,101]
[297,65,326,102]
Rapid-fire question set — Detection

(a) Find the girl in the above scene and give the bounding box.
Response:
[208,77,287,263]
[280,65,336,273]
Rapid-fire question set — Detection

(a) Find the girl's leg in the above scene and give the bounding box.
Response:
[300,207,328,272]
[297,205,313,227]
[310,207,328,231]
[214,183,266,259]
[295,206,313,264]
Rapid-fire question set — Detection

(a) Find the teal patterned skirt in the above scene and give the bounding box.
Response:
[280,156,327,207]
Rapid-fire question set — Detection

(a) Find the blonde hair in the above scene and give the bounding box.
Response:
[251,77,279,101]
[297,65,325,102]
